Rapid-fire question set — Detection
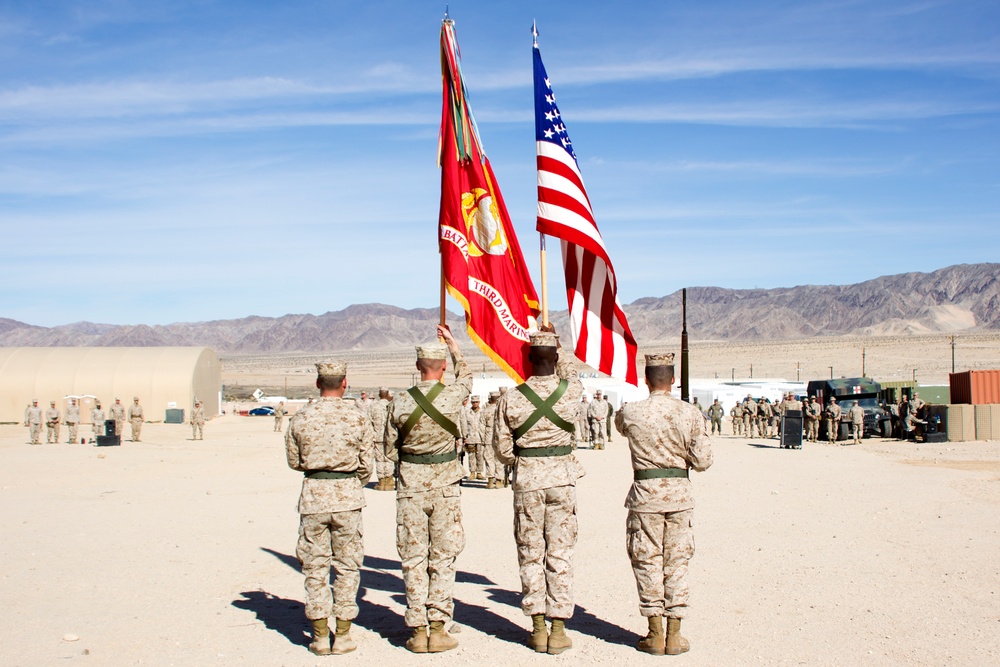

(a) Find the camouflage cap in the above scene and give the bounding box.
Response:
[315,360,347,377]
[489,391,500,399]
[133,396,139,401]
[529,331,558,347]
[378,386,388,393]
[471,395,481,402]
[416,344,448,360]
[645,353,675,367]
[595,390,603,396]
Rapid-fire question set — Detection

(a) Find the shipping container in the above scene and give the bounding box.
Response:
[946,404,976,442]
[974,404,1000,441]
[949,370,1000,405]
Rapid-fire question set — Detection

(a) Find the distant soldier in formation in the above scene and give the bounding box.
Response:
[459,396,484,481]
[730,402,744,436]
[128,397,144,442]
[824,397,842,444]
[190,400,205,440]
[741,395,757,438]
[25,399,43,445]
[589,391,609,450]
[286,360,374,656]
[615,353,713,656]
[847,400,865,445]
[606,399,615,443]
[494,327,584,654]
[109,398,126,438]
[65,399,80,444]
[706,399,724,435]
[45,401,61,444]
[805,397,822,442]
[576,395,590,446]
[480,392,501,488]
[91,402,105,441]
[910,392,925,413]
[274,401,287,432]
[384,326,470,653]
[368,388,394,490]
[758,399,773,438]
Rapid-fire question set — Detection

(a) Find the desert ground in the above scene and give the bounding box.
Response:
[2,408,998,666]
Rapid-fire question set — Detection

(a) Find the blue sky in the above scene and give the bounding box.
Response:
[2,0,998,327]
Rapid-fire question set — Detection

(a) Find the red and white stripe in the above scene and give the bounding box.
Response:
[536,141,638,385]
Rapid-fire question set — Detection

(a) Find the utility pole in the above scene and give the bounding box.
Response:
[749,364,753,379]
[862,347,866,377]
[950,336,956,373]
[829,366,834,379]
[731,368,735,382]
[796,362,800,382]
[680,288,690,403]
[913,368,917,383]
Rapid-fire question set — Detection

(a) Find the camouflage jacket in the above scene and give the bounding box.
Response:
[366,398,390,442]
[615,390,713,513]
[459,405,484,443]
[191,407,205,425]
[45,408,60,424]
[109,404,126,421]
[494,354,585,493]
[65,406,80,423]
[286,396,375,514]
[127,404,144,421]
[588,398,609,420]
[384,347,472,497]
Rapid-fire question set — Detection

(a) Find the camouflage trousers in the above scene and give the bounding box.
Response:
[576,418,588,444]
[805,418,818,441]
[732,417,742,436]
[296,510,364,621]
[115,419,125,437]
[471,441,486,476]
[374,441,394,479]
[29,424,41,444]
[192,423,203,439]
[851,423,862,444]
[825,418,838,442]
[626,509,694,619]
[273,416,283,432]
[514,485,578,618]
[67,423,78,443]
[396,484,465,627]
[742,414,753,437]
[590,420,606,448]
[481,440,497,478]
[130,419,143,441]
[47,424,60,443]
[710,417,722,435]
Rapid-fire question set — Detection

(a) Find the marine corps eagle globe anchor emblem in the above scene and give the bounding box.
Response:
[462,187,509,257]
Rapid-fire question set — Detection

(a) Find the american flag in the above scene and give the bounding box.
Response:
[533,35,638,385]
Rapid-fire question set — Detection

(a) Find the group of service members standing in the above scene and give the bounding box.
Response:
[283,324,713,657]
[23,396,207,443]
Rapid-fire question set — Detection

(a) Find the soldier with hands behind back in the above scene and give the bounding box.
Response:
[615,353,713,656]
[286,360,374,656]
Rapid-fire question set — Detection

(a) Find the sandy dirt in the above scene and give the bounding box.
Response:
[2,412,998,667]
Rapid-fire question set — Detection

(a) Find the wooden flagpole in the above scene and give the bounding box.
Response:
[540,234,549,327]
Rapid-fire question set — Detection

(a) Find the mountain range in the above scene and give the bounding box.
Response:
[2,263,997,353]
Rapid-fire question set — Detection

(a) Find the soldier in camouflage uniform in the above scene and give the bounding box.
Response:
[109,398,126,438]
[480,392,501,487]
[758,399,773,438]
[459,396,484,481]
[368,388,394,490]
[824,397,842,444]
[384,325,471,653]
[45,401,61,443]
[730,402,743,436]
[274,401,287,432]
[286,360,374,656]
[589,391,609,449]
[65,399,80,444]
[576,395,590,446]
[190,401,205,440]
[706,399,724,435]
[128,397,144,442]
[847,400,865,445]
[615,353,713,656]
[804,397,822,442]
[25,399,43,445]
[741,395,757,438]
[494,328,584,654]
[91,402,105,441]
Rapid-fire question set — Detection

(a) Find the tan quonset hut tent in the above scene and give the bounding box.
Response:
[0,347,220,423]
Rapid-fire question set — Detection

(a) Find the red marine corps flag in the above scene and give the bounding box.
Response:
[438,17,540,382]
[533,29,638,385]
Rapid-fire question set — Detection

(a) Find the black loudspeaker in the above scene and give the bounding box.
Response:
[781,410,803,449]
[96,435,121,447]
[105,419,116,436]
[924,432,948,443]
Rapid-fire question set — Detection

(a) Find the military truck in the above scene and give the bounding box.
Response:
[807,377,891,440]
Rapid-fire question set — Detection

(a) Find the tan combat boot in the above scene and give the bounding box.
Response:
[308,618,332,656]
[427,620,458,652]
[636,615,665,655]
[388,477,396,491]
[487,477,495,489]
[405,625,428,653]
[665,617,690,655]
[546,618,571,655]
[528,613,548,653]
[331,619,356,655]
